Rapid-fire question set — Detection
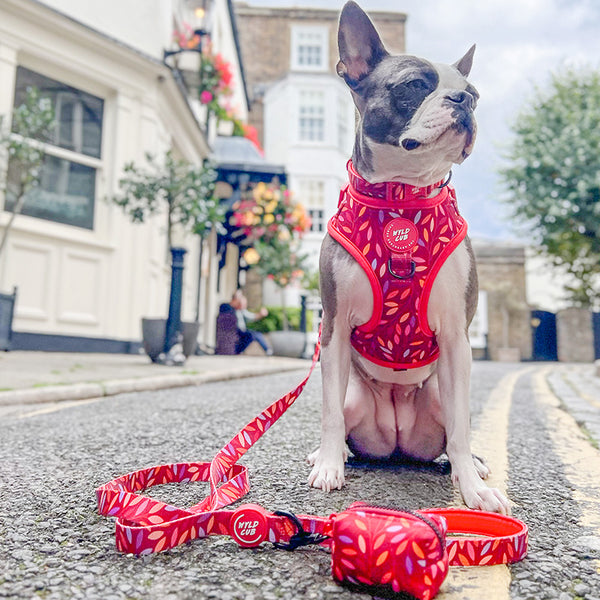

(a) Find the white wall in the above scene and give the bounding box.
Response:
[263,72,353,281]
[40,0,173,60]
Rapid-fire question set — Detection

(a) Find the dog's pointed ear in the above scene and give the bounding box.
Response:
[337,1,388,87]
[453,44,476,77]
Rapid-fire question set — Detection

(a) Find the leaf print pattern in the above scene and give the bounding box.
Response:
[96,275,527,599]
[328,177,467,369]
[425,508,528,568]
[331,506,449,600]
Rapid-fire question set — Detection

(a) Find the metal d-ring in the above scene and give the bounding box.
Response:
[388,258,416,279]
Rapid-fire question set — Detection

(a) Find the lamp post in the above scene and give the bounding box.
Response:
[159,0,212,363]
[163,247,187,358]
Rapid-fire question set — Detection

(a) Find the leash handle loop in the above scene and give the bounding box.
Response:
[423,508,528,565]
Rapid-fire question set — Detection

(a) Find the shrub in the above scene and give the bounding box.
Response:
[247,306,312,333]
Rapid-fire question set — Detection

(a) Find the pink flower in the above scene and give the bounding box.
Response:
[200,90,213,104]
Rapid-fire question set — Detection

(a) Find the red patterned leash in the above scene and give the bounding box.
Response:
[96,335,527,567]
[97,336,328,554]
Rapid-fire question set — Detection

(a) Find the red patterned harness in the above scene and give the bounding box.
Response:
[328,161,468,370]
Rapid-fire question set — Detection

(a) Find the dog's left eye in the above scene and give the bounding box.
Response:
[390,78,432,111]
[405,79,428,91]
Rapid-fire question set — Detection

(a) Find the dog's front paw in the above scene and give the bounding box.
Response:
[455,472,511,515]
[307,445,349,467]
[307,451,346,492]
[463,484,512,515]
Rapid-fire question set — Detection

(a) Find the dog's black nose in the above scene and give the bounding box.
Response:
[445,91,474,109]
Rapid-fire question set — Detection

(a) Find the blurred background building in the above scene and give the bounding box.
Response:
[1,0,597,362]
[0,0,276,352]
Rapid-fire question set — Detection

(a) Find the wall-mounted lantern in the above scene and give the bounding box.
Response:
[164,0,211,62]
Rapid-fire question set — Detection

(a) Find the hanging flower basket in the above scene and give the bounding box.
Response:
[230,182,311,244]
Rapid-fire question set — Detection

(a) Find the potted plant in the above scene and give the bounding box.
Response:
[0,87,55,349]
[110,150,225,363]
[231,182,311,357]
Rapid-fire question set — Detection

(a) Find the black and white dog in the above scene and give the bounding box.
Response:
[308,1,510,514]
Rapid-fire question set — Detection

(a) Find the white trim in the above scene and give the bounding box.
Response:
[290,25,329,72]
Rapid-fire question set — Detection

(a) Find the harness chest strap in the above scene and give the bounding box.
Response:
[328,162,468,371]
[96,333,527,565]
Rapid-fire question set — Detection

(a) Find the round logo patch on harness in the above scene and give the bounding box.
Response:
[383,218,418,253]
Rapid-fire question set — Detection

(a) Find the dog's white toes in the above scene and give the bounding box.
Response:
[473,455,490,480]
[308,463,345,492]
[306,448,319,466]
[463,485,512,515]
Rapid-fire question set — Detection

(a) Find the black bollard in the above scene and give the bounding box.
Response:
[164,247,187,354]
[300,294,307,334]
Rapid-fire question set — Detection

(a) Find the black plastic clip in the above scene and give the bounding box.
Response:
[272,510,328,551]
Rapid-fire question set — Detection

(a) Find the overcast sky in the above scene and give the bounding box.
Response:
[245,0,600,240]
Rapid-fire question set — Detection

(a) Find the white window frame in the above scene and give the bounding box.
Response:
[298,89,326,143]
[308,208,325,233]
[291,25,329,72]
[295,179,326,233]
[6,66,104,230]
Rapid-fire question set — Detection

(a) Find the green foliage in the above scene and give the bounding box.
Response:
[0,86,55,255]
[246,305,311,333]
[252,237,309,289]
[110,150,225,247]
[499,68,600,307]
[2,87,55,180]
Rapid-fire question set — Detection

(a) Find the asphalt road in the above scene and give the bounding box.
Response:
[1,363,599,599]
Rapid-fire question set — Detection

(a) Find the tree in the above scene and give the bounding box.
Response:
[0,87,55,257]
[499,68,600,308]
[230,182,311,330]
[111,150,225,250]
[252,237,308,331]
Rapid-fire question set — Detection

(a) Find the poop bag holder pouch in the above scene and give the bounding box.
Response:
[330,502,449,600]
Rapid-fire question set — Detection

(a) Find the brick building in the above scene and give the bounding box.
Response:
[234,3,406,275]
[472,241,532,361]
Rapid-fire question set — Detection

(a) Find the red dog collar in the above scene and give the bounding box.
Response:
[96,334,527,598]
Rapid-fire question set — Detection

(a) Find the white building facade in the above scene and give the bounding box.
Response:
[263,70,354,270]
[0,0,249,351]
